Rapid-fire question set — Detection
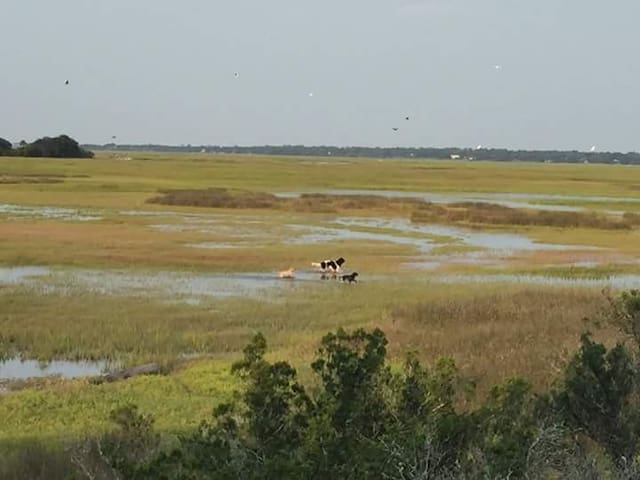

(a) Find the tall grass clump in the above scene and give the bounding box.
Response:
[147,188,422,214]
[411,201,640,229]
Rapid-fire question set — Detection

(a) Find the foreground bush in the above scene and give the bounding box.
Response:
[90,317,640,478]
[6,291,640,479]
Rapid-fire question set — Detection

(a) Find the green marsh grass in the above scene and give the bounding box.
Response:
[0,283,617,441]
[1,151,639,444]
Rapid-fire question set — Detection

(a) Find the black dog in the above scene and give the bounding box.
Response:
[341,272,358,283]
[312,257,345,273]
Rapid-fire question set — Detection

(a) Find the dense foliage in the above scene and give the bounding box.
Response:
[86,143,640,164]
[0,137,12,154]
[4,291,640,478]
[0,135,93,158]
[63,292,640,479]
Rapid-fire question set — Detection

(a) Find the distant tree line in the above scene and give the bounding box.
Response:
[85,143,640,164]
[0,135,93,158]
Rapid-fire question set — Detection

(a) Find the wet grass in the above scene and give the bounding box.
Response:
[0,218,411,271]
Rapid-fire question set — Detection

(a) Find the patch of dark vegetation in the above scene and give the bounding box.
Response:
[9,291,640,479]
[0,137,13,155]
[0,135,93,158]
[148,188,423,214]
[411,201,640,230]
[0,439,73,480]
[150,189,639,230]
[0,175,65,184]
[149,188,279,209]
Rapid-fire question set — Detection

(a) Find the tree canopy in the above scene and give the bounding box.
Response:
[0,137,13,155]
[0,135,93,158]
[86,143,640,164]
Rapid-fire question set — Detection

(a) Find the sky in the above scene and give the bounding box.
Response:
[2,0,640,151]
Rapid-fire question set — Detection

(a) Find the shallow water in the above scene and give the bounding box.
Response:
[0,359,107,379]
[129,201,592,258]
[333,217,580,252]
[0,266,50,284]
[8,267,328,303]
[287,224,436,253]
[0,204,101,221]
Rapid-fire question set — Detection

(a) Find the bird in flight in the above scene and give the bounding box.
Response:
[405,116,410,121]
[392,127,399,132]
[234,72,239,78]
[65,80,70,85]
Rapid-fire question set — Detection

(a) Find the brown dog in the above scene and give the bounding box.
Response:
[278,267,295,279]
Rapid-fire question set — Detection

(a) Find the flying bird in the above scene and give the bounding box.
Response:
[392,127,399,132]
[64,80,70,85]
[234,72,239,78]
[405,116,410,121]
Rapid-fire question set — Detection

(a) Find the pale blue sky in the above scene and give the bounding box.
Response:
[2,0,639,151]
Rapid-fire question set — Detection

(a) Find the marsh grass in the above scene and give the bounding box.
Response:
[1,152,639,445]
[148,188,422,215]
[0,283,618,442]
[411,201,640,229]
[149,189,639,232]
[1,280,613,385]
[386,287,615,395]
[0,358,237,441]
[0,439,73,480]
[0,175,64,185]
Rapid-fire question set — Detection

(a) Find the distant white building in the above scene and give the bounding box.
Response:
[450,154,461,159]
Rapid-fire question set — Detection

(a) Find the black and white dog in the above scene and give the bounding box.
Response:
[311,257,345,273]
[341,272,358,283]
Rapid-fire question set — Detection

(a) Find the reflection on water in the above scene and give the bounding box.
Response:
[2,267,327,304]
[333,217,579,252]
[0,204,101,221]
[288,224,436,253]
[0,266,50,284]
[0,359,107,379]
